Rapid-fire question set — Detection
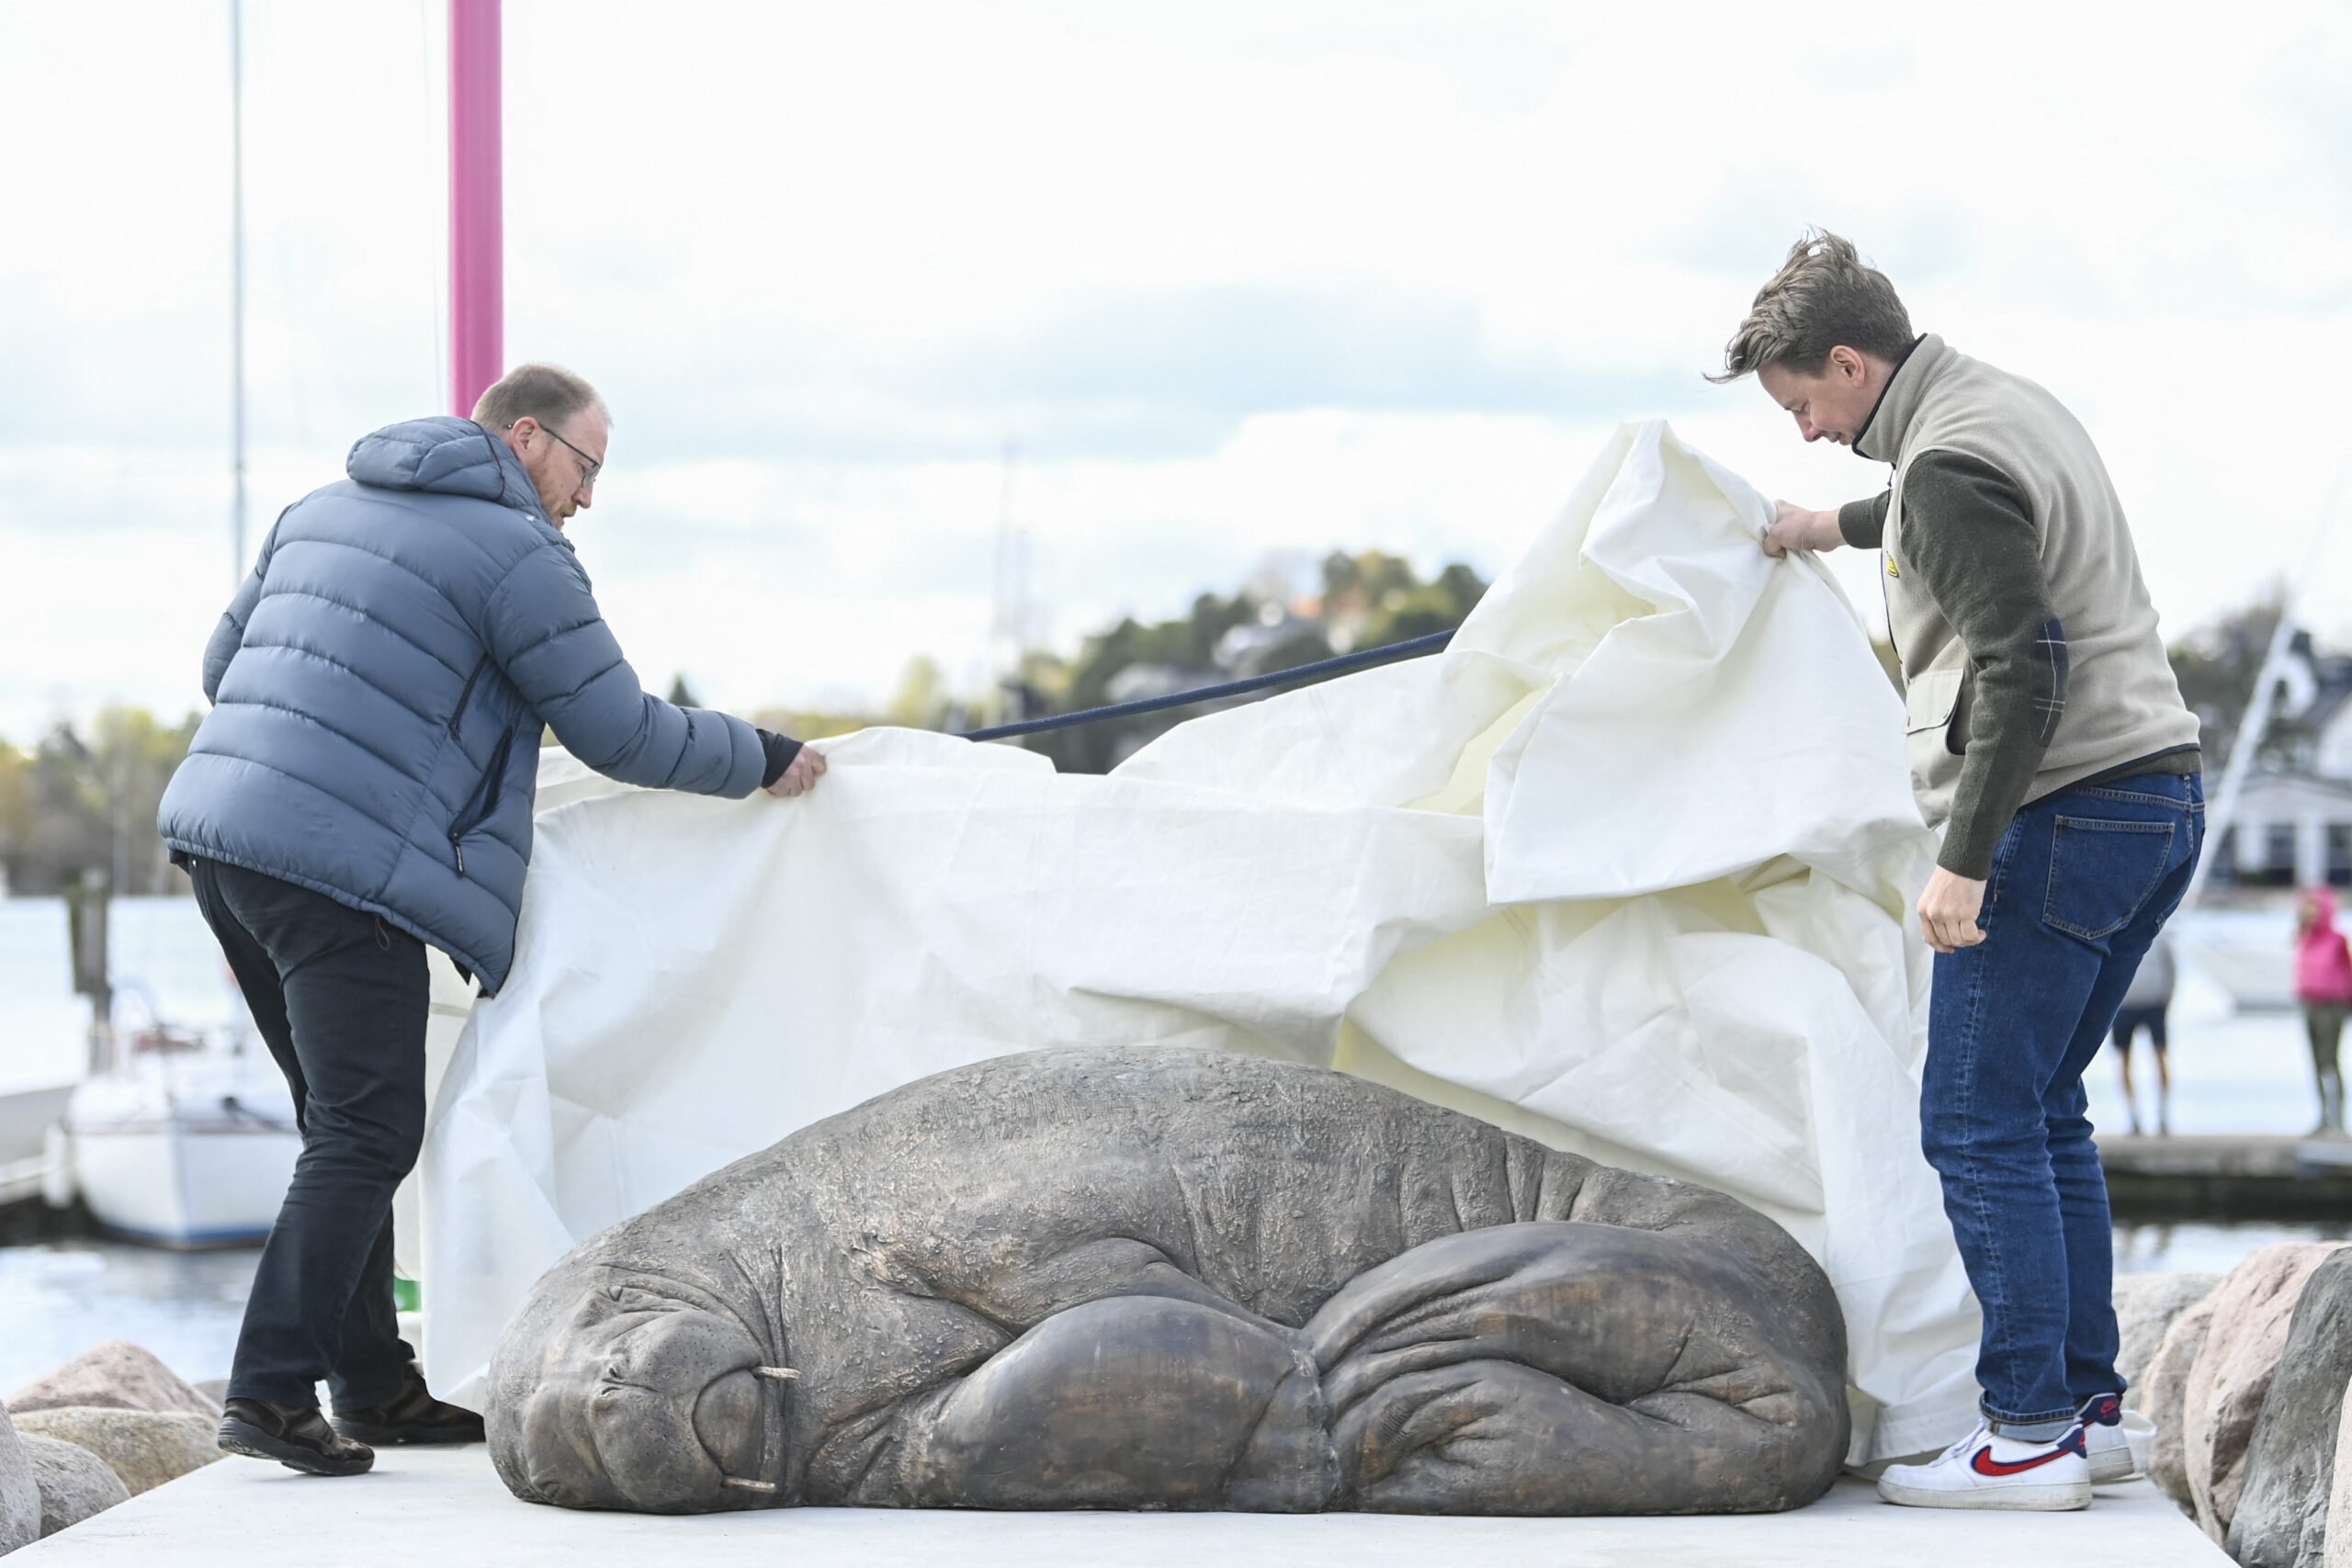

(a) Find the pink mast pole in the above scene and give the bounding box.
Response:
[448,0,503,416]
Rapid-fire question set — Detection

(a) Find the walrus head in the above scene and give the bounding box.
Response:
[488,1267,792,1512]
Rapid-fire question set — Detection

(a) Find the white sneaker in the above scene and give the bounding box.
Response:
[2076,1394,2154,1483]
[1878,1419,2093,1511]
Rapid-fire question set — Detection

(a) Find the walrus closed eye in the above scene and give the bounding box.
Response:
[506,1285,786,1510]
[488,1047,1849,1516]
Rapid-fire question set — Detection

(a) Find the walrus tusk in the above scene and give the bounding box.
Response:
[753,1365,799,1381]
[723,1477,777,1493]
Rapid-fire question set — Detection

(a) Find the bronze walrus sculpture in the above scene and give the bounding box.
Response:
[487,1047,1849,1516]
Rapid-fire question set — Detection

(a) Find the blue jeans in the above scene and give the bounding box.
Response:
[1921,772,2202,1427]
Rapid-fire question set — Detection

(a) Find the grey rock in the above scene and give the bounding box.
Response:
[489,1046,1850,1517]
[2184,1243,2346,1541]
[6,1340,222,1420]
[2329,1377,2352,1568]
[2230,1248,2352,1567]
[2115,1272,2222,1404]
[0,1408,40,1555]
[2146,1285,2221,1512]
[190,1380,229,1407]
[9,1407,220,1496]
[19,1435,129,1537]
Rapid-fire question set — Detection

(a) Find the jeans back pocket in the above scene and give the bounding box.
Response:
[2043,816,2176,942]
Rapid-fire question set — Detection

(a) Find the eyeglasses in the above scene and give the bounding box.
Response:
[515,420,601,491]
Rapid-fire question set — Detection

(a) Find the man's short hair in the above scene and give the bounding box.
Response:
[1709,231,1915,383]
[471,363,606,433]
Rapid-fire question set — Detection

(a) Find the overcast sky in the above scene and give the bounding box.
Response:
[4,0,2349,741]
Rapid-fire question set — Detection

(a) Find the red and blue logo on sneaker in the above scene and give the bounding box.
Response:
[1970,1426,2086,1477]
[2082,1394,2121,1427]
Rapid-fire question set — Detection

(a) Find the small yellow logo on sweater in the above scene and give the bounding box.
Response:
[1885,555,1901,579]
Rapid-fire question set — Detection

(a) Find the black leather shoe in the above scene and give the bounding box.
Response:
[219,1397,375,1476]
[331,1368,486,1446]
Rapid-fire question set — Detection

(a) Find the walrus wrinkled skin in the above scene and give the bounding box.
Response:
[487,1047,1849,1516]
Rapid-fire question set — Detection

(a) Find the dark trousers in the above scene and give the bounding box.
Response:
[1920,773,2201,1427]
[2109,1004,2168,1053]
[2306,1000,2347,1131]
[188,858,427,1410]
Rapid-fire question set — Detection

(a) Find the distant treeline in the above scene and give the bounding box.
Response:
[1017,549,1490,773]
[752,549,1490,774]
[0,708,198,897]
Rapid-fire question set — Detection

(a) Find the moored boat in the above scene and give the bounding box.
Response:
[56,1030,299,1248]
[52,1009,300,1248]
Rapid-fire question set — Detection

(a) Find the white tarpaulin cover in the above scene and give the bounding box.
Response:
[413,420,1982,1462]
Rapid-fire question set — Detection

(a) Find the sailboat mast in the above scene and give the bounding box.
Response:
[229,0,247,587]
[2181,469,2346,911]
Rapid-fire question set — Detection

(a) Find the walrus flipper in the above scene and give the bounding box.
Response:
[860,1295,1334,1511]
[1310,1223,1846,1514]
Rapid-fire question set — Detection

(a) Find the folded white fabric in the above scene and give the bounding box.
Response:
[413,419,1981,1461]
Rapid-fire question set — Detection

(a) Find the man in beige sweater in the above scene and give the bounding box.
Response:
[1721,233,2202,1511]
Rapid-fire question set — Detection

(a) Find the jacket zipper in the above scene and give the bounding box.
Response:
[448,728,516,877]
[448,654,491,738]
[1880,463,1907,676]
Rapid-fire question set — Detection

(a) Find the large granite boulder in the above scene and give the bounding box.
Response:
[9,1407,220,1496]
[2329,1378,2352,1568]
[6,1341,221,1421]
[0,1408,39,1556]
[487,1047,1850,1518]
[2182,1243,2346,1541]
[18,1435,129,1538]
[2145,1283,2222,1511]
[2231,1248,2352,1568]
[2115,1272,2221,1404]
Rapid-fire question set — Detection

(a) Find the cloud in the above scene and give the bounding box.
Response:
[589,283,1704,465]
[943,284,1692,423]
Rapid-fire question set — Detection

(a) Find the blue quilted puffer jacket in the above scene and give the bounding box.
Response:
[159,416,764,992]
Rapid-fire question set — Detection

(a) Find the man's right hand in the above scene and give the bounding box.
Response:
[768,747,827,797]
[1762,502,1843,558]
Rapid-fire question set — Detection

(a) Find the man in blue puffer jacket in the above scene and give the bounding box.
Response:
[157,364,824,1476]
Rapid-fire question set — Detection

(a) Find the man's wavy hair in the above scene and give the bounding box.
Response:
[1708,231,1914,383]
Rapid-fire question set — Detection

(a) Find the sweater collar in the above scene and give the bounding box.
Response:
[1852,333,1943,464]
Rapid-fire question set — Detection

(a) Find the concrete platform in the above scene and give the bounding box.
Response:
[17,1445,2230,1566]
[2101,1133,2352,1218]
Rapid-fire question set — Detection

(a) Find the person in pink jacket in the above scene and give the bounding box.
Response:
[2295,886,2352,1135]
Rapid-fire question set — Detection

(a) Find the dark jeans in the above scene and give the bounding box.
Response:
[188,859,428,1410]
[1921,773,2202,1427]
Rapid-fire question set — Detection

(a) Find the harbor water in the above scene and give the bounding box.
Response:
[0,1238,255,1393]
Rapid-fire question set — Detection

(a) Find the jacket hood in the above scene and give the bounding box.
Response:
[2309,887,2340,930]
[348,416,544,515]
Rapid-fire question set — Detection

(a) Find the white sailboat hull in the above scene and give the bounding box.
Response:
[62,1050,300,1249]
[72,1118,298,1247]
